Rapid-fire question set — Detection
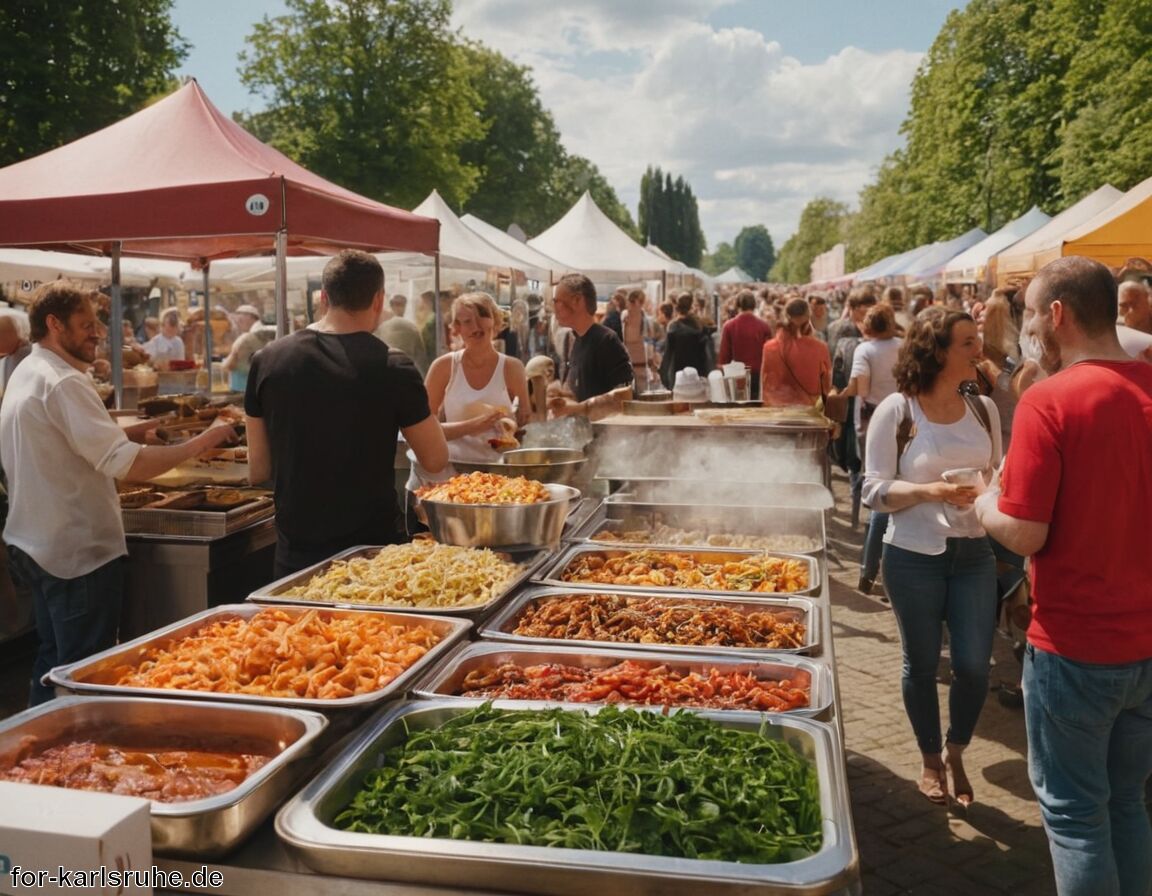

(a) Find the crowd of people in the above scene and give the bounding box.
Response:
[0,250,1148,896]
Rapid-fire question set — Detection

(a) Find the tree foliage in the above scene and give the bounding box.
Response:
[702,242,738,276]
[770,200,847,283]
[733,226,776,282]
[846,0,1152,270]
[0,0,188,167]
[638,166,705,266]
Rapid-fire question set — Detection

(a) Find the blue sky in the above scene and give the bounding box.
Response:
[172,0,964,247]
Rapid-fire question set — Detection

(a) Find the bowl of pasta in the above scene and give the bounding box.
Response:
[452,448,587,486]
[415,471,580,549]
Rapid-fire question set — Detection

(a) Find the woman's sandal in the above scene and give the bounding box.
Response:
[918,766,948,805]
[947,757,974,808]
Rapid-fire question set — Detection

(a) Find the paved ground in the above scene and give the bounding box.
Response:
[824,468,1057,895]
[0,471,1060,894]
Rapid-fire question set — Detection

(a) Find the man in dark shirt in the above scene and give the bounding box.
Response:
[245,250,448,577]
[549,273,633,418]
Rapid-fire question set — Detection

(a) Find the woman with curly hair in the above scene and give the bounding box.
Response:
[862,308,1001,808]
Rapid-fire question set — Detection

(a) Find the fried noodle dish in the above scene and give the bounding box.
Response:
[512,593,807,649]
[459,658,810,711]
[559,549,810,593]
[416,471,550,505]
[106,608,442,699]
[282,541,520,609]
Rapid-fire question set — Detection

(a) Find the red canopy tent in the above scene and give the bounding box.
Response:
[0,80,439,398]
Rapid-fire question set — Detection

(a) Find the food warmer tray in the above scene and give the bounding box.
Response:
[571,500,826,555]
[275,699,857,896]
[606,480,835,511]
[412,640,832,719]
[122,495,274,539]
[247,545,548,621]
[534,543,821,598]
[479,585,821,657]
[47,604,471,713]
[0,696,327,859]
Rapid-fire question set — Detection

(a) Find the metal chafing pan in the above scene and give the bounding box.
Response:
[0,696,327,859]
[608,480,835,510]
[573,500,826,554]
[412,641,832,719]
[47,604,471,711]
[479,585,820,657]
[535,543,821,598]
[275,699,857,896]
[247,544,547,620]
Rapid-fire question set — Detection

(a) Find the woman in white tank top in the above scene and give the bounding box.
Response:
[418,292,530,472]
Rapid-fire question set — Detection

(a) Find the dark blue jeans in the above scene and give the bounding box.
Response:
[860,511,889,583]
[882,537,997,754]
[8,546,123,706]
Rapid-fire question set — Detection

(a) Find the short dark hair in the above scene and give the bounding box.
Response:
[894,309,974,394]
[322,250,384,311]
[1031,255,1117,337]
[29,281,90,342]
[557,273,597,314]
[847,288,877,310]
[736,289,756,312]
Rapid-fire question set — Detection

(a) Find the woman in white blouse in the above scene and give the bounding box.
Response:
[862,308,1001,809]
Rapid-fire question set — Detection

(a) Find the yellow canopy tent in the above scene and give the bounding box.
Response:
[1060,174,1152,269]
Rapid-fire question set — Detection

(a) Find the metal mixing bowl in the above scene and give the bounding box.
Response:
[420,483,580,549]
[452,448,587,486]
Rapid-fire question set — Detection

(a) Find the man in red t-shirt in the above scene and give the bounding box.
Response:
[975,256,1152,896]
[717,289,773,399]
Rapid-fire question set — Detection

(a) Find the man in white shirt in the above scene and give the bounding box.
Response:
[0,282,235,705]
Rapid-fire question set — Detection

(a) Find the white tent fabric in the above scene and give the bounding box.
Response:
[996,185,1123,280]
[855,244,933,281]
[529,192,677,278]
[900,228,987,280]
[943,207,1051,281]
[0,248,191,289]
[413,191,530,273]
[714,266,752,283]
[460,213,569,280]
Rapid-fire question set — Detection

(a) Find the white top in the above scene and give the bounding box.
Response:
[849,337,901,430]
[0,345,141,578]
[862,392,1001,556]
[141,333,185,366]
[443,350,512,463]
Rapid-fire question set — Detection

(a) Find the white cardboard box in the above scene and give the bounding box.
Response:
[0,781,152,895]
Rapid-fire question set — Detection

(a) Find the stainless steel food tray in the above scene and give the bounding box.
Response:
[573,500,826,554]
[479,585,820,657]
[276,699,857,896]
[608,480,835,510]
[122,496,274,538]
[412,641,831,718]
[47,604,471,711]
[247,544,548,620]
[535,543,821,598]
[0,696,326,859]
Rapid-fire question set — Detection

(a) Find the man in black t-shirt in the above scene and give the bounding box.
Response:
[245,251,448,577]
[549,273,633,419]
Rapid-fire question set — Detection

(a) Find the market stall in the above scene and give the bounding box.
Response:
[2,424,861,896]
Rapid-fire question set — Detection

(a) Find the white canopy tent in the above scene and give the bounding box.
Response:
[943,207,1051,283]
[898,228,988,282]
[0,248,191,293]
[459,213,569,284]
[714,266,752,284]
[529,192,678,284]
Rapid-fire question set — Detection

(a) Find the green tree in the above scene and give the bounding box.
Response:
[733,225,776,281]
[770,198,848,283]
[0,0,188,166]
[702,242,738,275]
[238,0,481,208]
[456,42,568,234]
[638,166,705,265]
[551,155,639,240]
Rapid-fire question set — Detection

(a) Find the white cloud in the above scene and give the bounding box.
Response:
[451,2,921,248]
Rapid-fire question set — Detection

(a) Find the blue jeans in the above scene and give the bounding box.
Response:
[1023,644,1152,896]
[882,537,997,754]
[860,511,889,583]
[8,546,123,706]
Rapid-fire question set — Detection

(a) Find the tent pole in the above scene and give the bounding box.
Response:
[110,242,123,409]
[434,252,442,356]
[202,263,213,390]
[275,230,288,338]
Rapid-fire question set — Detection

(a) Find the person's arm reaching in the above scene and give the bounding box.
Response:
[122,420,237,483]
[245,415,271,485]
[403,414,449,474]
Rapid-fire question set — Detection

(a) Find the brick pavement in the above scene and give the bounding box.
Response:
[825,469,1057,895]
